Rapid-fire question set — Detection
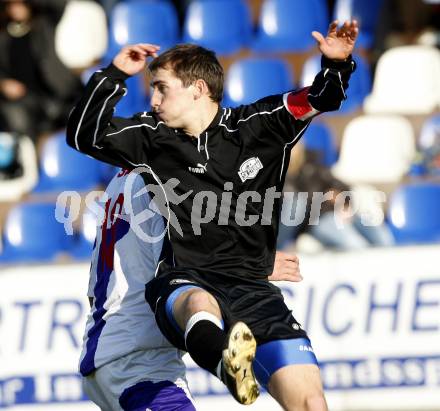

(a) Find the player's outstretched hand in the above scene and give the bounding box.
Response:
[113,43,160,76]
[268,251,303,282]
[312,20,358,61]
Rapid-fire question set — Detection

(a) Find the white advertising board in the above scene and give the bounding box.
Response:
[1,245,439,410]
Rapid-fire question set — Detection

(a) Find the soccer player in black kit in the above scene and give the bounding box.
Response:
[67,19,358,411]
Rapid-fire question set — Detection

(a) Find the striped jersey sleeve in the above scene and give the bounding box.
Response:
[66,64,162,168]
[247,55,356,145]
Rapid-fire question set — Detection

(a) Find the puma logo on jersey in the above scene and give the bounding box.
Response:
[188,163,207,174]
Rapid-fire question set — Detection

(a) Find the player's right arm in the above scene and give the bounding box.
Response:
[66,44,160,168]
[268,252,302,282]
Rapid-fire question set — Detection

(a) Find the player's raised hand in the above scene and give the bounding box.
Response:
[312,20,358,61]
[268,251,303,282]
[113,43,160,76]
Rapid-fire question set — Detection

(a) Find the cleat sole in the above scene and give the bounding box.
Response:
[222,322,259,405]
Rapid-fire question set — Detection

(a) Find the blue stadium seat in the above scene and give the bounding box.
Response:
[107,0,179,57]
[100,162,121,185]
[104,1,170,115]
[387,183,440,244]
[419,114,440,151]
[333,0,384,49]
[114,73,150,117]
[413,114,440,176]
[223,58,294,106]
[302,122,338,166]
[81,66,149,116]
[33,131,102,193]
[253,0,329,52]
[183,0,252,55]
[300,53,371,113]
[0,202,69,263]
[69,209,97,260]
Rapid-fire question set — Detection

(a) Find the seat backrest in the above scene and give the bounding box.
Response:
[333,0,384,48]
[419,114,440,151]
[417,114,440,176]
[108,0,179,56]
[69,207,97,260]
[332,115,416,184]
[387,182,440,244]
[300,53,372,113]
[224,57,293,106]
[100,162,121,185]
[114,73,150,117]
[81,66,149,116]
[56,0,108,69]
[1,202,68,261]
[0,134,38,200]
[364,46,440,115]
[253,0,329,52]
[35,131,102,193]
[302,122,338,166]
[183,0,252,55]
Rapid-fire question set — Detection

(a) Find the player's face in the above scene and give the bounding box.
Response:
[150,68,195,129]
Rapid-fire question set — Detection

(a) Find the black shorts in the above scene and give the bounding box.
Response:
[145,269,308,351]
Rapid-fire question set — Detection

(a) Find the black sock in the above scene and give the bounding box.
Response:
[185,319,227,375]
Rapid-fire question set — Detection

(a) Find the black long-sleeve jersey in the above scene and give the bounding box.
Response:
[67,56,355,283]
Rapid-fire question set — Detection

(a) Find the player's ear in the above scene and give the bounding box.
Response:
[193,79,207,100]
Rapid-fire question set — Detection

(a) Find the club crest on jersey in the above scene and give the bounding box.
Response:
[169,279,196,285]
[238,157,263,182]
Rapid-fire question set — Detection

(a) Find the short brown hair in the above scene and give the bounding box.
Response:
[149,44,224,103]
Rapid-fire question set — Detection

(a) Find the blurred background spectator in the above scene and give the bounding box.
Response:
[0,0,83,143]
[412,114,440,176]
[0,131,20,179]
[373,0,440,65]
[278,145,395,251]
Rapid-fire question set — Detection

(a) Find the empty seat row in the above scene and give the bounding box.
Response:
[59,1,439,116]
[106,0,384,57]
[387,182,440,244]
[0,202,95,263]
[364,45,440,115]
[33,131,119,194]
[332,115,416,185]
[333,0,384,48]
[0,131,119,201]
[333,113,440,185]
[108,0,324,56]
[55,0,385,71]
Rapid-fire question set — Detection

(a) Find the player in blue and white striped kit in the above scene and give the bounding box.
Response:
[79,168,302,410]
[79,168,195,410]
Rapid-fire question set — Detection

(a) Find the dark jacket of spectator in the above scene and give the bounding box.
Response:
[0,0,83,139]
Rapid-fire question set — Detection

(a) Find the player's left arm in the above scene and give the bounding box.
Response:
[268,251,302,282]
[246,20,358,146]
[284,20,359,123]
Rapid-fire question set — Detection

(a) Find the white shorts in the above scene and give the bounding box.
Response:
[83,348,195,411]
